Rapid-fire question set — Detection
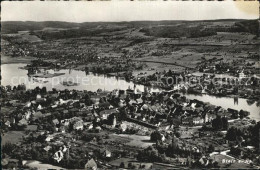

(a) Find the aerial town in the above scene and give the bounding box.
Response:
[1,19,260,169]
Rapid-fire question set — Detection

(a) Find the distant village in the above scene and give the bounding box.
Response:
[2,30,260,105]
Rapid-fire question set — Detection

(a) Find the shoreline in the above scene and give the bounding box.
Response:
[1,56,35,65]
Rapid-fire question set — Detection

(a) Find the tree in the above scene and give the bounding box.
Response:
[128,162,133,169]
[208,144,215,153]
[213,161,219,168]
[226,127,238,141]
[119,162,125,168]
[175,132,181,138]
[212,115,223,130]
[137,146,159,162]
[52,88,57,93]
[6,85,12,91]
[222,117,229,130]
[31,148,40,160]
[84,94,93,106]
[41,87,47,94]
[249,122,260,149]
[239,110,249,119]
[229,108,239,119]
[150,130,162,142]
[2,142,16,155]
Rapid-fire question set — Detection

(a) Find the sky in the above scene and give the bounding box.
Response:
[1,1,259,22]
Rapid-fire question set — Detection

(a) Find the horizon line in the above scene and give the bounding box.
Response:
[1,18,256,24]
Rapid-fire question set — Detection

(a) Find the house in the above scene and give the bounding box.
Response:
[95,126,102,132]
[178,158,188,165]
[126,89,134,95]
[53,150,64,163]
[99,109,117,120]
[51,104,58,108]
[59,98,66,104]
[102,149,112,158]
[181,117,193,125]
[63,110,69,114]
[204,113,217,123]
[23,111,32,120]
[3,159,19,169]
[73,121,84,130]
[136,98,143,104]
[44,112,52,118]
[83,122,92,128]
[161,134,166,142]
[1,159,9,168]
[62,145,68,153]
[191,103,197,109]
[25,101,32,108]
[193,117,204,125]
[69,117,83,123]
[59,126,66,133]
[100,111,109,120]
[93,104,99,109]
[120,123,127,132]
[5,120,11,127]
[112,116,117,128]
[85,158,97,170]
[52,119,59,125]
[86,105,94,110]
[18,118,28,126]
[43,145,52,152]
[61,119,70,126]
[51,93,59,98]
[37,104,42,110]
[199,156,209,166]
[45,135,54,142]
[112,89,119,96]
[36,97,46,103]
[33,111,43,121]
[238,71,246,79]
[36,94,42,99]
[88,124,94,130]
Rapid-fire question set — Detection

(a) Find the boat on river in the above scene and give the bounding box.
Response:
[61,80,80,86]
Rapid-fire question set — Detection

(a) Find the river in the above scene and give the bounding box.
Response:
[24,160,63,169]
[1,63,160,92]
[184,94,259,121]
[1,63,259,121]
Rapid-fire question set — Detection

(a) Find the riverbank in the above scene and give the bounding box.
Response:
[32,72,65,78]
[1,55,35,65]
[2,63,259,121]
[24,160,63,169]
[133,79,260,108]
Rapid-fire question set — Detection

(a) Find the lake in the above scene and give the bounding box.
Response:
[1,63,259,121]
